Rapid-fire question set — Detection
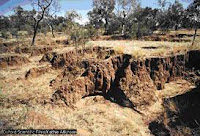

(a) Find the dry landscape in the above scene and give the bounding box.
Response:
[0,29,200,136]
[0,0,200,135]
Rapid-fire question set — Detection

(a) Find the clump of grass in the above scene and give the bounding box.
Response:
[36,36,51,46]
[189,38,200,50]
[151,47,167,56]
[171,44,189,55]
[113,45,125,54]
[131,48,147,59]
[178,127,192,136]
[167,101,177,113]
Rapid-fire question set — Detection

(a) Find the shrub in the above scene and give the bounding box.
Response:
[1,31,12,39]
[125,23,138,38]
[126,23,152,39]
[113,45,125,54]
[40,27,48,36]
[70,26,89,50]
[17,31,28,37]
[86,25,98,38]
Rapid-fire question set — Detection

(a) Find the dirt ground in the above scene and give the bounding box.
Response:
[0,30,199,136]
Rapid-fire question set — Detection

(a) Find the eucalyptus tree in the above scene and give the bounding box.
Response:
[168,0,184,30]
[116,0,139,35]
[187,0,200,45]
[14,6,26,31]
[65,10,82,34]
[88,0,116,34]
[30,0,58,46]
[156,0,171,33]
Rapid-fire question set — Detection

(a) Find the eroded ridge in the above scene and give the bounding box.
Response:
[51,49,200,109]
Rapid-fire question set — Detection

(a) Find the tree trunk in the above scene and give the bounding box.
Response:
[121,11,126,36]
[51,25,55,38]
[104,18,108,35]
[31,24,38,46]
[192,28,197,46]
[49,24,55,38]
[30,0,53,46]
[122,23,125,36]
[137,23,140,40]
[175,23,178,31]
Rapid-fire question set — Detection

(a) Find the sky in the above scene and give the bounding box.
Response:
[0,0,192,24]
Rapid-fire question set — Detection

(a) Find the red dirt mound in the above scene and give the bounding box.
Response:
[0,55,30,68]
[15,46,53,56]
[25,67,51,79]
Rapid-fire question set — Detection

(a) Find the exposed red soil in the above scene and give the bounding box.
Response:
[0,55,30,68]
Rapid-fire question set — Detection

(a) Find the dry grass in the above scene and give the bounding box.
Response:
[166,101,177,113]
[156,79,195,99]
[88,40,195,58]
[58,97,150,136]
[0,32,68,48]
[169,29,200,35]
[88,29,200,58]
[130,48,147,59]
[154,29,200,36]
[190,36,200,50]
[113,45,126,54]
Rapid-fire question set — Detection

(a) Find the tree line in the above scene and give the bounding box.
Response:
[88,0,199,40]
[0,0,199,46]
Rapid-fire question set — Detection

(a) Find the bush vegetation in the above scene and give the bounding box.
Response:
[0,0,199,46]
